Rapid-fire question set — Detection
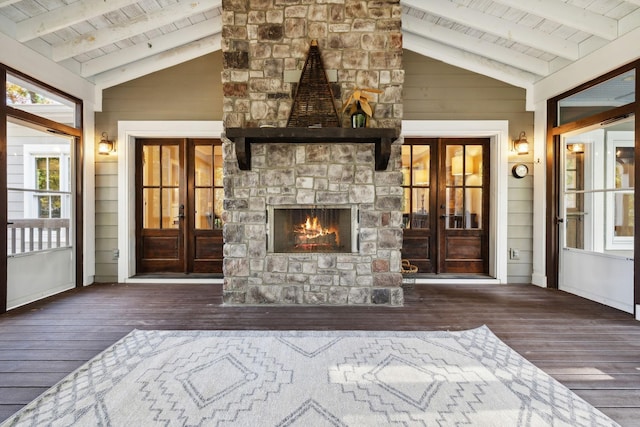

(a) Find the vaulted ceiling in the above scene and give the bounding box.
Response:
[1,0,639,95]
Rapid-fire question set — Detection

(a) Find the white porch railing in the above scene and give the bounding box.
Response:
[7,219,70,255]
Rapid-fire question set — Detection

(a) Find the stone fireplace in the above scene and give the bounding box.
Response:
[221,0,404,305]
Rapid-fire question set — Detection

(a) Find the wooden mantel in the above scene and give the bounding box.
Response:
[225,127,399,171]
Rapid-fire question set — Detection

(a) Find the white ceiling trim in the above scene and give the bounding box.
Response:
[619,8,640,34]
[491,0,618,40]
[16,0,141,42]
[533,25,640,104]
[402,0,580,60]
[0,0,20,7]
[51,0,219,62]
[403,15,549,76]
[402,32,536,94]
[93,33,221,95]
[82,16,221,78]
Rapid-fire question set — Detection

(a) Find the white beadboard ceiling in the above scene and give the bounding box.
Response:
[1,0,639,93]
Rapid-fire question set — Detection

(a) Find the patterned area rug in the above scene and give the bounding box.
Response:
[3,326,618,426]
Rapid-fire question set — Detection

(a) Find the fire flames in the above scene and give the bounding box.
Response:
[293,215,339,250]
[298,216,328,238]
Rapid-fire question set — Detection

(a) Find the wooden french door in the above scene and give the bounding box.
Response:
[402,138,489,274]
[135,138,223,275]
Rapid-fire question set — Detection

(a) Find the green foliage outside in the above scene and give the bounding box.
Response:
[6,82,55,105]
[36,157,61,218]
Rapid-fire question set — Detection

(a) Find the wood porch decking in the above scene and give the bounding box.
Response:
[0,282,638,426]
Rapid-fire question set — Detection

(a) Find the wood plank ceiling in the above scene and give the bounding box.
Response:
[0,0,639,93]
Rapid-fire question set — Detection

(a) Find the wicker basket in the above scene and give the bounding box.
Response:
[287,40,340,128]
[401,259,418,274]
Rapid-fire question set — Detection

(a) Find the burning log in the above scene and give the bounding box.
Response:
[293,215,339,249]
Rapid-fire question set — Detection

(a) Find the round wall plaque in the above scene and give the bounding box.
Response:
[512,163,528,178]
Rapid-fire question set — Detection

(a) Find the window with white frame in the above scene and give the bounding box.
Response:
[606,131,634,250]
[23,145,71,219]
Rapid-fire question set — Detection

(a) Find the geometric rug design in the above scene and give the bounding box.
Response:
[1,326,619,426]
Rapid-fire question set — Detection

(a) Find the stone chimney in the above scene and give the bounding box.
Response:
[220,0,405,306]
[222,0,403,129]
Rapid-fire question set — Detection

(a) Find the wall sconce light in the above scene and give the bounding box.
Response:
[512,131,529,155]
[98,132,115,155]
[567,143,584,154]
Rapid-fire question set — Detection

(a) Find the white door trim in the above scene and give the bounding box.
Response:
[117,121,224,282]
[402,120,509,283]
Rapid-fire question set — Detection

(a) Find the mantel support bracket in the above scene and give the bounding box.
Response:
[233,136,251,171]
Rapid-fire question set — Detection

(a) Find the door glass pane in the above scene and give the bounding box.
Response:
[612,145,634,238]
[411,188,429,228]
[446,144,481,229]
[412,146,429,185]
[614,193,634,237]
[195,145,212,186]
[195,188,213,229]
[447,145,464,186]
[401,146,411,185]
[6,121,72,255]
[6,73,77,126]
[558,69,635,125]
[214,145,223,185]
[445,188,464,229]
[143,188,160,228]
[465,188,482,229]
[214,188,224,228]
[193,142,224,229]
[401,144,431,229]
[465,145,482,185]
[162,145,179,187]
[143,145,160,186]
[162,188,180,229]
[562,116,634,254]
[402,187,410,228]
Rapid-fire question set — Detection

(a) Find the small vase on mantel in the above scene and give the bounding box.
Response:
[350,102,367,128]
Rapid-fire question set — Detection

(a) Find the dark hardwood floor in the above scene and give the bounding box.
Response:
[0,282,639,425]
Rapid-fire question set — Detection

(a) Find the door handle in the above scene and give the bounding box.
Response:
[177,204,185,219]
[555,217,564,224]
[439,215,448,219]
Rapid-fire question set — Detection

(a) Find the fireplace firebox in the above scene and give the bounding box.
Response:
[269,206,357,253]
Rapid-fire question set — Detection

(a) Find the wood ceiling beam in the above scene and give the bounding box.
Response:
[15,0,140,42]
[51,0,220,62]
[402,0,580,60]
[82,17,221,77]
[403,14,549,77]
[491,0,618,40]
